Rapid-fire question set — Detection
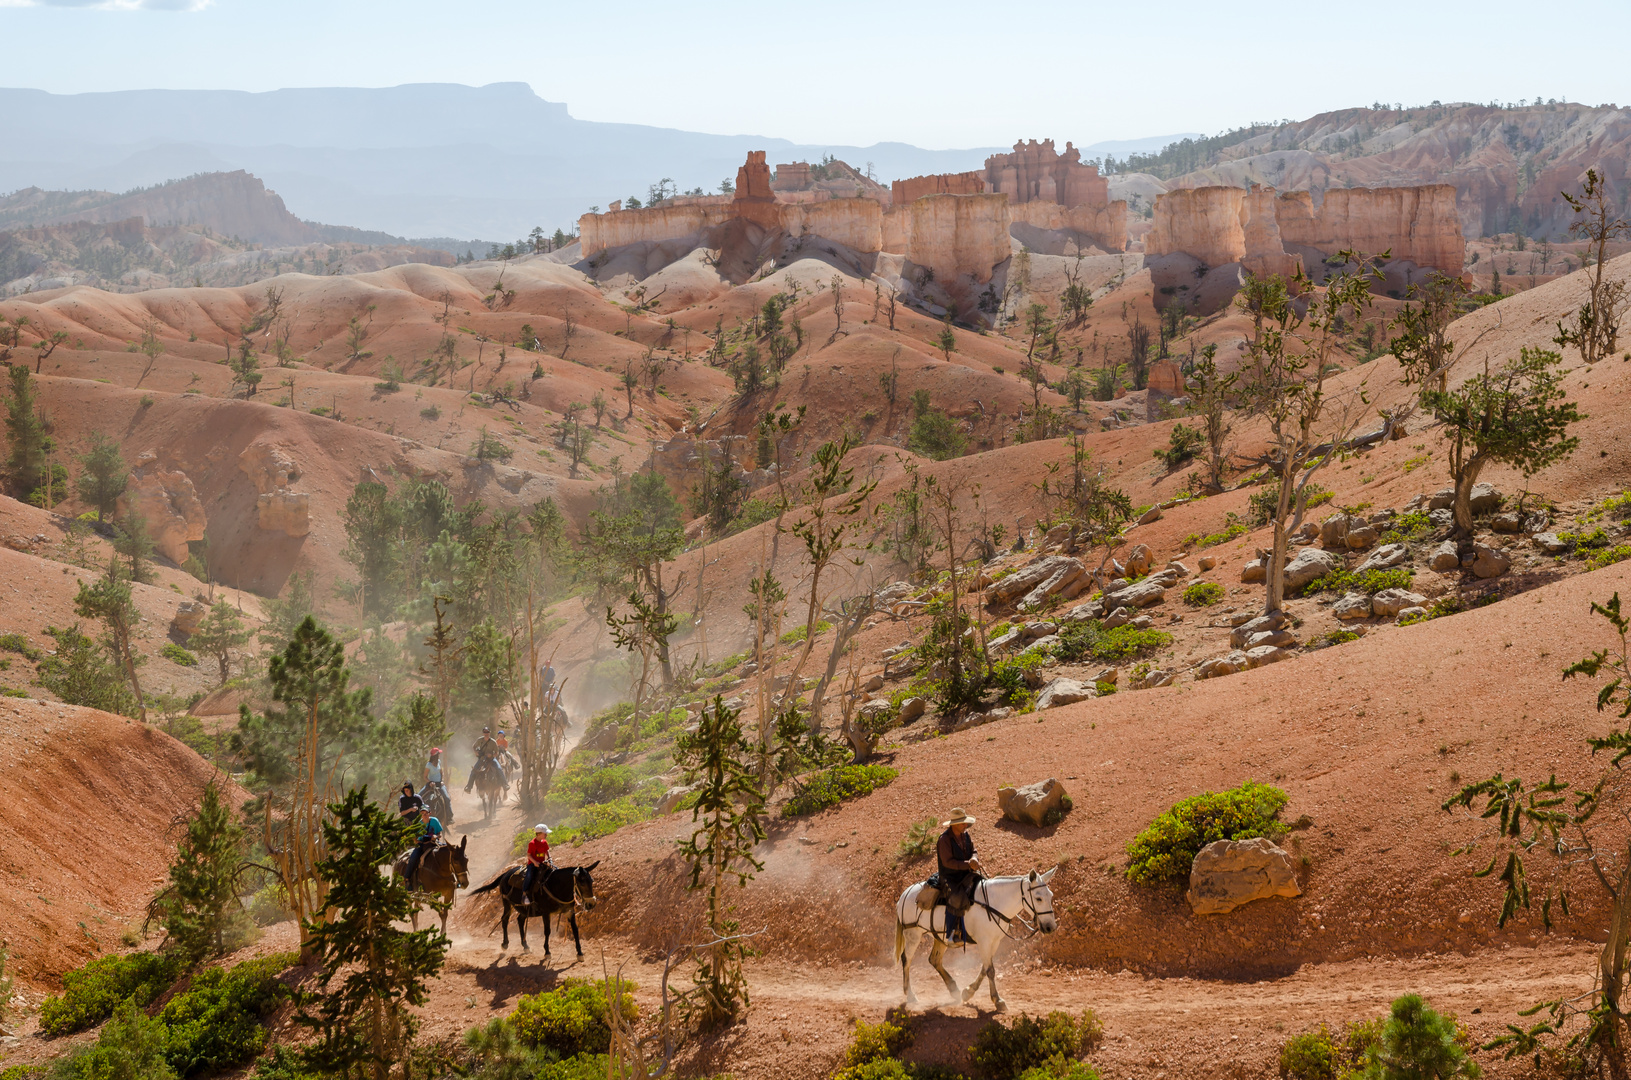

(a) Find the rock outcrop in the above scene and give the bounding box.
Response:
[1276,184,1464,276]
[892,172,986,203]
[1186,837,1302,915]
[883,193,1012,286]
[580,152,1015,287]
[1147,182,1465,309]
[996,777,1071,827]
[893,139,1131,257]
[238,442,310,537]
[116,454,206,564]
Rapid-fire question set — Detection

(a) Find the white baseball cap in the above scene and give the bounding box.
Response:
[534,823,552,834]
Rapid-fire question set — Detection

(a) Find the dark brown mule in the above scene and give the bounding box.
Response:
[391,836,470,933]
[471,760,506,820]
[469,862,599,957]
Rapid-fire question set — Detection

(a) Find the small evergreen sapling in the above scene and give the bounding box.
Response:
[298,789,448,1080]
[147,780,253,961]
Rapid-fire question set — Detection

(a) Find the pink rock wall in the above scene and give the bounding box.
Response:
[892,172,986,204]
[885,194,1011,285]
[1149,183,1464,278]
[1277,185,1464,275]
[1008,199,1129,254]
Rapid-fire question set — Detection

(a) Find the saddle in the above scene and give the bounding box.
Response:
[917,871,978,913]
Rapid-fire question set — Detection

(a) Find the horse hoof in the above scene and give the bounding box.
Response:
[994,1000,1008,1014]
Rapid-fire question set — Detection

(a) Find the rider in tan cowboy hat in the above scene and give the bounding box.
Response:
[937,807,983,944]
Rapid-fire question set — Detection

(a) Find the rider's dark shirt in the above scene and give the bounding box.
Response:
[398,793,424,816]
[937,828,977,879]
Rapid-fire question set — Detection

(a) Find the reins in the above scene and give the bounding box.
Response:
[907,876,1052,943]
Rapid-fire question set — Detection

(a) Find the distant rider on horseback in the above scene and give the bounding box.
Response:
[496,729,520,773]
[397,782,424,821]
[404,806,444,890]
[937,807,984,945]
[518,823,555,911]
[423,748,450,808]
[465,727,506,793]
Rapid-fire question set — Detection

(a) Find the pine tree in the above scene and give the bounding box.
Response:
[674,697,765,1029]
[189,601,252,687]
[1361,994,1480,1079]
[298,788,448,1080]
[233,616,382,959]
[3,364,47,498]
[113,510,155,582]
[147,780,251,961]
[36,623,137,716]
[75,432,129,523]
[75,568,145,721]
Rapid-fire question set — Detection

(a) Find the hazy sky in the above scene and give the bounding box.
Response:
[3,0,1625,149]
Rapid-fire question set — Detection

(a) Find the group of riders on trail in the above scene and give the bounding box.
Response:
[384,654,1048,994]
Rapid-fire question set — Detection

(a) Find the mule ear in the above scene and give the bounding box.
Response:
[1040,866,1057,883]
[585,860,601,871]
[1029,869,1038,882]
[460,835,468,851]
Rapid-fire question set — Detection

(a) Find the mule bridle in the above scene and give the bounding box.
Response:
[532,868,593,911]
[972,876,1055,941]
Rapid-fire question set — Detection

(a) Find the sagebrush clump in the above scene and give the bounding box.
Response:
[1125,781,1288,884]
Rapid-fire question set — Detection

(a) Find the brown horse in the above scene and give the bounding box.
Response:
[392,836,470,933]
[469,861,599,957]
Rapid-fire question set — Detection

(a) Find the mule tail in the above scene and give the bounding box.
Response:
[469,870,512,896]
[895,919,906,969]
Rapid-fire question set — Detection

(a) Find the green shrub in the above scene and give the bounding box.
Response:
[1154,423,1204,471]
[1398,596,1464,626]
[1560,526,1612,551]
[727,497,781,534]
[1051,621,1172,663]
[0,633,41,662]
[1309,629,1360,649]
[990,653,1048,708]
[783,764,899,817]
[1125,781,1288,885]
[844,1013,914,1068]
[1587,543,1631,570]
[780,619,833,645]
[1378,510,1434,545]
[907,408,967,461]
[161,643,198,667]
[0,687,26,698]
[1360,994,1480,1079]
[249,1046,316,1080]
[420,406,441,421]
[1278,1024,1339,1079]
[970,1010,1103,1080]
[1302,567,1415,596]
[40,951,185,1036]
[509,979,637,1058]
[579,765,634,805]
[1182,518,1247,549]
[1181,581,1224,606]
[52,998,175,1080]
[1249,482,1329,526]
[1584,491,1631,521]
[157,953,298,1077]
[833,1062,913,1080]
[536,1055,613,1080]
[1018,1061,1102,1080]
[897,816,940,861]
